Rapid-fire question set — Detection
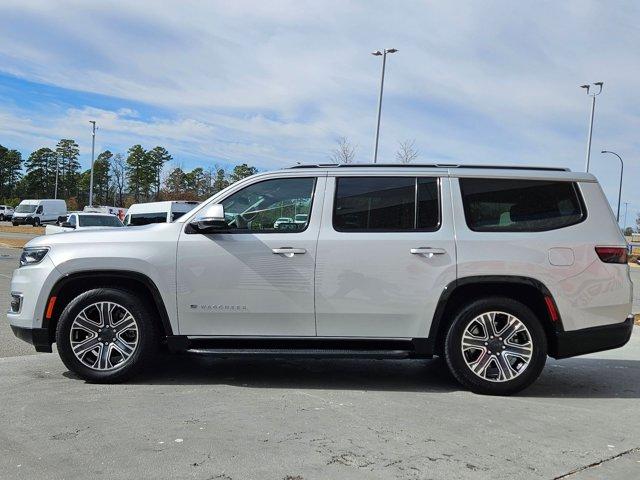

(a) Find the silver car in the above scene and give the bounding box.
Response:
[7,164,633,395]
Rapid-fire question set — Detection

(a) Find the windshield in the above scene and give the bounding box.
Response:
[15,204,37,213]
[78,215,124,227]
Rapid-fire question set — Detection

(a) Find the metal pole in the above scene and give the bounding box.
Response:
[585,96,596,172]
[600,151,624,222]
[89,121,96,207]
[54,156,59,199]
[623,202,629,230]
[373,51,387,164]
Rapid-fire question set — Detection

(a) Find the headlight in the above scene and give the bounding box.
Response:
[19,247,49,267]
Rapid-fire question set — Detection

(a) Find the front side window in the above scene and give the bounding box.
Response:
[459,178,585,232]
[220,177,315,233]
[333,177,440,232]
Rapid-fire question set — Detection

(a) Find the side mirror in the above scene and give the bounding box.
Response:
[188,204,228,233]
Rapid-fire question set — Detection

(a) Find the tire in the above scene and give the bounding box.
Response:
[0,214,4,221]
[12,222,18,226]
[444,296,547,395]
[56,288,159,383]
[33,217,41,227]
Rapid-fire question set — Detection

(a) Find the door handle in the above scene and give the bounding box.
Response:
[410,247,446,256]
[272,247,307,257]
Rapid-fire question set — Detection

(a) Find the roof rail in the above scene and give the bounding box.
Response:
[288,163,571,172]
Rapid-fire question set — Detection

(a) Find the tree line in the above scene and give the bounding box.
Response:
[0,140,258,209]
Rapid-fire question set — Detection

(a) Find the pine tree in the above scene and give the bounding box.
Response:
[93,150,113,205]
[0,147,22,198]
[146,146,172,200]
[23,148,56,198]
[229,163,257,183]
[55,139,80,199]
[125,145,151,202]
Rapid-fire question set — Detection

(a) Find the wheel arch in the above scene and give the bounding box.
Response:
[427,275,562,357]
[42,270,173,346]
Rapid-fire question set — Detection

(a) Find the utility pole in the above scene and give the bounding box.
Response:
[371,48,398,163]
[580,82,603,172]
[54,156,59,199]
[623,202,629,230]
[88,120,96,206]
[600,150,624,222]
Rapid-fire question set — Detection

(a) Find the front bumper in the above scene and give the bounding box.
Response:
[10,325,52,352]
[11,216,32,225]
[550,317,635,359]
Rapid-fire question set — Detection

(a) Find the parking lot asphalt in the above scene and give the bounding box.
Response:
[1,244,639,479]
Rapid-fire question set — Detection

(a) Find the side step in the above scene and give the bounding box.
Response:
[166,336,434,359]
[187,348,412,359]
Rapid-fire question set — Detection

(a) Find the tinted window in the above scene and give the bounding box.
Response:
[78,215,124,227]
[459,178,585,232]
[333,177,440,232]
[127,212,167,226]
[221,177,315,233]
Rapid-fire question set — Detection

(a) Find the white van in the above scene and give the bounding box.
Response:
[12,199,67,226]
[124,201,199,226]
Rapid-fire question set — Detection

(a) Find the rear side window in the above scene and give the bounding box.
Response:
[333,177,440,232]
[459,178,585,232]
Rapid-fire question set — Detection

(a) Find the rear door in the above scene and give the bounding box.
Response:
[314,173,456,338]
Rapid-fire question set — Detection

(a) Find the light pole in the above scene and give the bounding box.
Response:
[371,48,398,163]
[600,150,624,223]
[580,82,603,172]
[54,156,59,199]
[624,202,629,230]
[88,120,96,207]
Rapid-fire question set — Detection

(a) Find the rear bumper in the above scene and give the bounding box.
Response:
[10,325,52,353]
[551,317,634,359]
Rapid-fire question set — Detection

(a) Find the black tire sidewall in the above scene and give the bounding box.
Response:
[445,296,547,395]
[56,288,157,383]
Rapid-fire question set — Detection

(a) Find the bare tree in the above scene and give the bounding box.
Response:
[111,153,127,207]
[330,136,356,164]
[395,139,419,164]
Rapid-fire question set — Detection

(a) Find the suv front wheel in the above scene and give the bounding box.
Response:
[444,296,547,395]
[56,288,158,383]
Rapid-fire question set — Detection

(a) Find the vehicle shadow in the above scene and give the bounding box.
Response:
[66,353,640,398]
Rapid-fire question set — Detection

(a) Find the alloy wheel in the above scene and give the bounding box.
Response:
[69,301,139,371]
[460,311,533,382]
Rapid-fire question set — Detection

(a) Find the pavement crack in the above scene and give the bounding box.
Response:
[552,447,640,479]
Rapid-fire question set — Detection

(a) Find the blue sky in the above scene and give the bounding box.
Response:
[0,1,638,224]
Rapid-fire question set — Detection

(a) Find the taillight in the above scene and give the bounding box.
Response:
[595,246,628,264]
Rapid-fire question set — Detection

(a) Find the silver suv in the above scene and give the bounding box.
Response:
[7,164,633,395]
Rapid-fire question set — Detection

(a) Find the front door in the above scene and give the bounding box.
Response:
[315,175,456,338]
[177,174,324,336]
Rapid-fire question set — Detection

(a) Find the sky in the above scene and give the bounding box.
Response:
[0,1,638,224]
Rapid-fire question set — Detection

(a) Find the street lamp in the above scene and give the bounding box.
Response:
[371,48,398,163]
[88,120,97,207]
[581,82,603,172]
[601,150,624,222]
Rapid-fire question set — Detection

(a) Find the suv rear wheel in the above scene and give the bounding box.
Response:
[56,288,158,383]
[444,296,547,395]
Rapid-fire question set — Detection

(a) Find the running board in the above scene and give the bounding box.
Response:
[186,348,412,359]
[166,336,434,358]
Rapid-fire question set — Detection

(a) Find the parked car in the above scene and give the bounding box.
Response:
[83,205,128,222]
[11,199,67,226]
[294,214,308,224]
[7,164,633,395]
[273,217,294,229]
[0,204,14,221]
[123,201,199,226]
[45,213,124,235]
